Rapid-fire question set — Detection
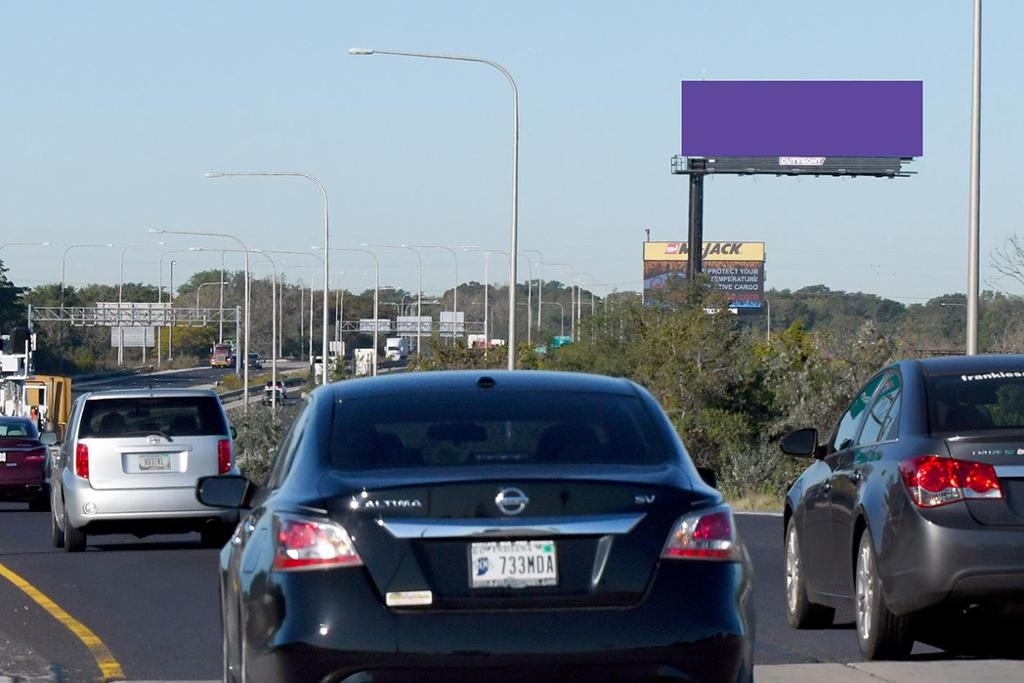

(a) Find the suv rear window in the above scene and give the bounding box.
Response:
[78,397,228,438]
[927,371,1024,433]
[329,391,669,470]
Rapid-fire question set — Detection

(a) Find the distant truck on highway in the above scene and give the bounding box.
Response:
[210,343,235,368]
[385,337,410,362]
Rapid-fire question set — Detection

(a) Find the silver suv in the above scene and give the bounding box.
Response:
[50,388,239,552]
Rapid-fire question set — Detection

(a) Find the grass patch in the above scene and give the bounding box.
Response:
[726,491,783,513]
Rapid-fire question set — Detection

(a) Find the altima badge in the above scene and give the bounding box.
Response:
[495,487,529,516]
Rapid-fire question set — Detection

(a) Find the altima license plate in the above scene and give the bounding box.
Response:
[470,540,557,588]
[137,453,171,472]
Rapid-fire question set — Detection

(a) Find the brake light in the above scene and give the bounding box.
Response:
[75,443,89,479]
[273,514,363,571]
[899,455,1002,508]
[661,506,741,561]
[23,447,46,464]
[217,439,231,474]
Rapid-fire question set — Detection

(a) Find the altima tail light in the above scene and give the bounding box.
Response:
[75,443,89,479]
[899,455,1002,508]
[273,514,363,571]
[661,505,741,561]
[217,439,231,474]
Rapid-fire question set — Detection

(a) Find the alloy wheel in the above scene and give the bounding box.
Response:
[786,525,800,615]
[856,540,874,641]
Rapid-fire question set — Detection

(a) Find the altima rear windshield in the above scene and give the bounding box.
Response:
[927,371,1024,433]
[329,391,669,470]
[79,397,228,438]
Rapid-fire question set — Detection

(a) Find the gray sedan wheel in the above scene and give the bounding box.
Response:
[855,531,913,659]
[785,519,835,628]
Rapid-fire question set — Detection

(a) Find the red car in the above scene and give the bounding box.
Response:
[0,417,50,511]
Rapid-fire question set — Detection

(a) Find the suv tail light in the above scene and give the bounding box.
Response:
[217,439,231,474]
[75,443,89,479]
[273,514,363,571]
[899,455,1002,508]
[661,505,741,561]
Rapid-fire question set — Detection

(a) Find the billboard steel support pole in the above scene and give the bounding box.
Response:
[967,0,982,356]
[687,158,706,279]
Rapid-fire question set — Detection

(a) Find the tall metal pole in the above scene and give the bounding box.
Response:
[409,245,459,344]
[349,48,519,369]
[966,0,982,356]
[526,249,543,340]
[168,260,175,363]
[333,248,380,375]
[687,158,706,281]
[150,228,251,412]
[219,250,225,343]
[205,170,331,384]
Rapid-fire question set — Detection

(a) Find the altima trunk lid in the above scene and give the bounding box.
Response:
[324,473,697,609]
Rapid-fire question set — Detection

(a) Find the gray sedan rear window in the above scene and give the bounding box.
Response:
[79,397,228,438]
[928,371,1024,433]
[329,391,669,470]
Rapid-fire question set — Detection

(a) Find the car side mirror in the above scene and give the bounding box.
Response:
[696,467,718,488]
[230,426,238,440]
[196,475,254,509]
[780,428,821,458]
[39,432,59,446]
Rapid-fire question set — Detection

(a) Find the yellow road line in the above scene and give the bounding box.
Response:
[0,561,124,681]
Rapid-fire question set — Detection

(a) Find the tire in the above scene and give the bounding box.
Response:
[785,519,835,628]
[50,508,64,549]
[855,531,913,659]
[64,509,87,553]
[201,522,233,549]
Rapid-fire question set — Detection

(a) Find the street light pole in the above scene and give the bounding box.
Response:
[151,228,252,412]
[168,260,176,362]
[526,249,543,341]
[196,280,228,316]
[408,244,460,343]
[365,244,422,355]
[349,47,520,369]
[547,263,576,340]
[194,249,280,409]
[206,170,331,384]
[328,248,380,375]
[262,249,325,382]
[118,242,165,366]
[540,301,564,337]
[967,0,982,355]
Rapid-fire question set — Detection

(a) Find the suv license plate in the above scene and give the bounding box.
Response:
[470,540,557,589]
[138,454,171,472]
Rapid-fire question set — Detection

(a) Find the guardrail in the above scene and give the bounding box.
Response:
[218,376,307,406]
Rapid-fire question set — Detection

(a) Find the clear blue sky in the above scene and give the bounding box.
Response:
[1,1,1022,302]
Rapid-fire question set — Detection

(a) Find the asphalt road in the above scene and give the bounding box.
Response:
[73,367,237,396]
[0,509,949,681]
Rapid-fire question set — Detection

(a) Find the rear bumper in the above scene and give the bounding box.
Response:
[881,504,1024,614]
[63,474,235,531]
[242,561,754,683]
[0,481,47,501]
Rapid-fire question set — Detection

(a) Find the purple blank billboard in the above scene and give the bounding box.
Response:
[681,81,922,157]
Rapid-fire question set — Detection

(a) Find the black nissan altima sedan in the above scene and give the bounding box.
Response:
[782,354,1024,660]
[198,370,754,683]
